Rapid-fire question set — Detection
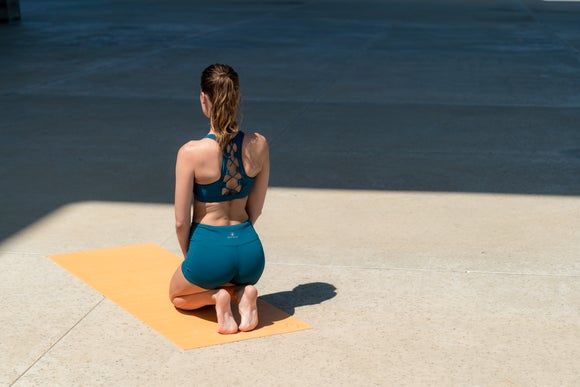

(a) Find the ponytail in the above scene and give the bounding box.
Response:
[200,64,240,149]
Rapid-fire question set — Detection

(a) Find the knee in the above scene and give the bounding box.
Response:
[168,288,182,307]
[170,295,186,310]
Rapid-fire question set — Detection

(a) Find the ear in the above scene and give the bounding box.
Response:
[200,92,211,118]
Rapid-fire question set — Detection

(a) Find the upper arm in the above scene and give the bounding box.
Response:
[174,144,195,226]
[246,134,269,222]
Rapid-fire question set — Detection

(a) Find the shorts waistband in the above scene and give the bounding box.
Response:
[194,220,251,230]
[190,220,258,245]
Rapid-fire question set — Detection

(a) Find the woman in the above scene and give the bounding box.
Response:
[169,64,269,334]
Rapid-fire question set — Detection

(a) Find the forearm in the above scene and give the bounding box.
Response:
[175,223,191,258]
[246,207,262,225]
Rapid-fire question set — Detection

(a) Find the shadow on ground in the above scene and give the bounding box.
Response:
[176,282,336,328]
[260,282,337,315]
[178,282,337,320]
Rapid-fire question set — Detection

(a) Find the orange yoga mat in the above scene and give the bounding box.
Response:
[49,243,310,349]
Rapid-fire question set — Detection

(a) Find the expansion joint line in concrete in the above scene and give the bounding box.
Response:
[269,261,580,278]
[9,298,105,387]
[0,250,43,256]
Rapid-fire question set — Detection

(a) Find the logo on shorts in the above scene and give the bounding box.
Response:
[227,232,238,239]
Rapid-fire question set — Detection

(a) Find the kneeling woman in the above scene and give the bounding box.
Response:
[169,64,269,334]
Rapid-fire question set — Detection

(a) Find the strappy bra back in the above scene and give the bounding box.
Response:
[194,131,256,203]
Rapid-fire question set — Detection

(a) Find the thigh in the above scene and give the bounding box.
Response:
[169,265,208,298]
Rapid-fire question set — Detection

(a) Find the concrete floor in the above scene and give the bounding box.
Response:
[1,0,580,385]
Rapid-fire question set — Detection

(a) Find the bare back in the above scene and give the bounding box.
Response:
[174,131,269,229]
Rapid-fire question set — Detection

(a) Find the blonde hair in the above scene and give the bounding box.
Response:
[200,64,240,149]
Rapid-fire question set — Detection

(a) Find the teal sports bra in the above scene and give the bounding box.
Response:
[194,131,256,203]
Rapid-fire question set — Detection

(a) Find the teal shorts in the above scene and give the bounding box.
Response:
[181,221,265,290]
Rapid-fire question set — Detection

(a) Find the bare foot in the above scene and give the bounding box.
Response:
[212,289,238,334]
[237,285,259,332]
